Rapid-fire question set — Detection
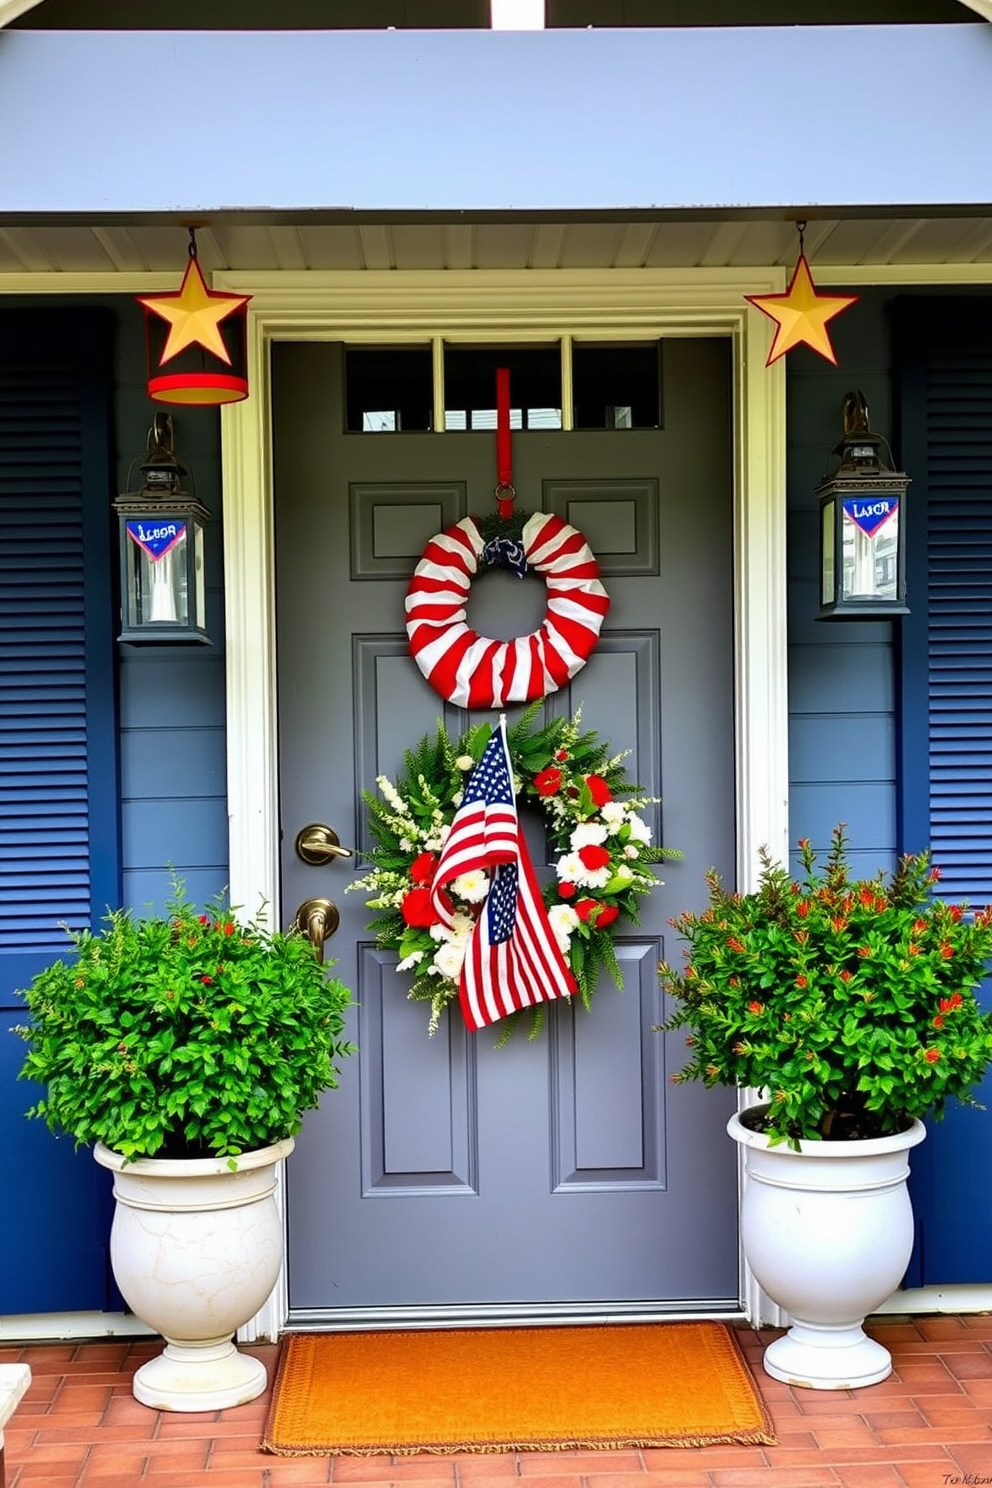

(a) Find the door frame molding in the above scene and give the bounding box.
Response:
[217,267,789,1337]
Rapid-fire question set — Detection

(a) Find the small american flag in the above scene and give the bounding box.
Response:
[430,720,577,1031]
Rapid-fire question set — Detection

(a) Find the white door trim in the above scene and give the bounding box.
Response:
[217,268,789,1338]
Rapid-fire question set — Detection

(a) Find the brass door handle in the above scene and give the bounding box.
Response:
[294,898,340,962]
[294,823,354,867]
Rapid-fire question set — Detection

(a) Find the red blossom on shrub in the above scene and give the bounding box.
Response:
[747,1001,764,1015]
[727,936,746,953]
[924,1048,941,1063]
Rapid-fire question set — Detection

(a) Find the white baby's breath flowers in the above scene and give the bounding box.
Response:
[376,775,408,814]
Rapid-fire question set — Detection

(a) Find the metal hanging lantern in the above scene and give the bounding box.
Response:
[817,391,910,620]
[114,414,211,644]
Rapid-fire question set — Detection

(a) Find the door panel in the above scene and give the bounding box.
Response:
[273,338,739,1320]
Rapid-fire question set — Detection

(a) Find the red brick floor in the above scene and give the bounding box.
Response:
[2,1315,992,1488]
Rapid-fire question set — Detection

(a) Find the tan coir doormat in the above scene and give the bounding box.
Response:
[261,1321,776,1456]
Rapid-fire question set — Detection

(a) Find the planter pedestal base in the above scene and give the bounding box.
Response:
[133,1340,267,1413]
[763,1322,893,1391]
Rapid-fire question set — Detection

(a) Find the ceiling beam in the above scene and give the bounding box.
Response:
[0,0,45,26]
[956,0,992,15]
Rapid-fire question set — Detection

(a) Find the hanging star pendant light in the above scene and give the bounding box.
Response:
[745,228,858,367]
[138,251,250,366]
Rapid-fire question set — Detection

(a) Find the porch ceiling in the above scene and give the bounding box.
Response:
[3,212,992,275]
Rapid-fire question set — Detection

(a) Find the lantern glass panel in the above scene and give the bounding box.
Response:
[821,497,836,608]
[840,495,900,603]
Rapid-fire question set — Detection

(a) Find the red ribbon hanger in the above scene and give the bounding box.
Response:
[495,366,514,519]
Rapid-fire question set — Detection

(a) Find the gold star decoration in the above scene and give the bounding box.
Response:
[138,255,251,366]
[745,254,858,366]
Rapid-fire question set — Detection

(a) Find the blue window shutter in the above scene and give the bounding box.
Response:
[0,309,121,1313]
[895,297,992,1287]
[896,301,992,892]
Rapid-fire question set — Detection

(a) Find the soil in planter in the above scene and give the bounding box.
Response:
[739,1101,914,1143]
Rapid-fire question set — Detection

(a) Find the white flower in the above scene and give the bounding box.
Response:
[396,950,425,972]
[614,862,634,882]
[626,813,652,845]
[624,844,640,860]
[570,821,609,850]
[451,791,464,808]
[376,775,408,814]
[399,837,413,852]
[600,801,627,830]
[451,869,489,903]
[547,903,580,954]
[456,755,475,771]
[432,940,466,980]
[556,851,611,891]
[448,912,476,943]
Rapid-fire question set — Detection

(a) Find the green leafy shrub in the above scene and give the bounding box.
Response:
[659,826,992,1145]
[15,881,355,1162]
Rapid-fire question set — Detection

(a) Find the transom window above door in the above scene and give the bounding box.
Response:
[343,341,662,433]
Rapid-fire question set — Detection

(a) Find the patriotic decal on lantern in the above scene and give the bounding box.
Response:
[346,705,679,1038]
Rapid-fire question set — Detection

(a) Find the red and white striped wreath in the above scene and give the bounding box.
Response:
[404,512,610,709]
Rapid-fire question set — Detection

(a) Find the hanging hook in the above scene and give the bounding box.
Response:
[187,226,198,260]
[796,220,807,257]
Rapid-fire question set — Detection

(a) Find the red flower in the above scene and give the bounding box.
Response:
[410,852,438,886]
[558,882,576,899]
[948,904,964,922]
[201,975,213,986]
[913,919,927,935]
[747,1001,764,1015]
[839,969,852,982]
[727,936,746,953]
[223,922,235,936]
[831,917,848,933]
[585,774,613,807]
[574,899,618,928]
[797,900,810,919]
[534,767,563,797]
[929,866,942,882]
[555,749,569,762]
[924,1048,941,1064]
[932,1014,945,1029]
[198,915,210,925]
[939,993,963,1012]
[857,945,872,958]
[578,843,611,872]
[939,942,955,960]
[401,888,441,929]
[794,974,808,989]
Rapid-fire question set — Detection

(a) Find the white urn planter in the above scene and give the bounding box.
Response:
[728,1108,926,1390]
[94,1137,293,1412]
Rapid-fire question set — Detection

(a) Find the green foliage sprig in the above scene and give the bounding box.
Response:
[659,826,992,1145]
[15,880,355,1163]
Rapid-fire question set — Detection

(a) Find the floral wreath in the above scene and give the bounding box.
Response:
[347,704,679,1036]
[404,511,610,710]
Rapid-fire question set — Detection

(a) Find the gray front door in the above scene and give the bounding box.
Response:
[273,338,739,1324]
